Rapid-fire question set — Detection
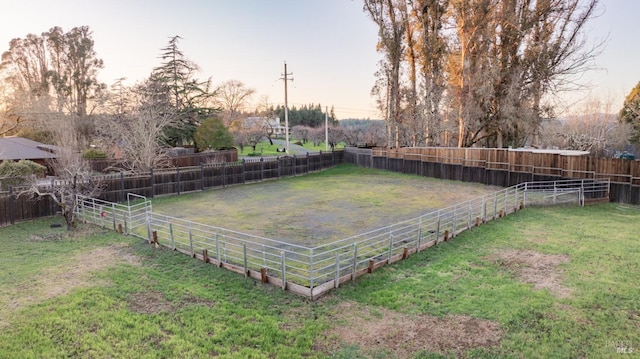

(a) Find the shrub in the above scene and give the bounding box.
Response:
[0,160,46,190]
[194,117,234,151]
[83,148,107,159]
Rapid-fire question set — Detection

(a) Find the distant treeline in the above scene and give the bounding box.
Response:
[273,104,338,128]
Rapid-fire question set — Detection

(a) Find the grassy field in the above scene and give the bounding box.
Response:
[236,139,345,156]
[1,172,639,357]
[150,164,499,245]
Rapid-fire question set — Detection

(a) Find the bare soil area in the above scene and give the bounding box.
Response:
[316,301,503,357]
[488,249,571,298]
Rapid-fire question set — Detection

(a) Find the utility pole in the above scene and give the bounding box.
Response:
[280,62,293,154]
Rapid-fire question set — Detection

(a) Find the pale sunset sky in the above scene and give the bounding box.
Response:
[0,0,638,119]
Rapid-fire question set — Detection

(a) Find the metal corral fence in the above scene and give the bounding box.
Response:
[76,178,610,299]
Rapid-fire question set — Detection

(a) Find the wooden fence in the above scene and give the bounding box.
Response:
[345,147,640,204]
[0,151,343,226]
[87,149,238,173]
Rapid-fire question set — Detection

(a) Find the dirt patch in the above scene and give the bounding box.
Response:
[127,292,217,314]
[489,249,571,298]
[316,301,503,358]
[1,243,141,328]
[128,291,174,314]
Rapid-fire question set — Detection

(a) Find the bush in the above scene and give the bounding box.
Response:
[0,160,46,190]
[83,148,107,159]
[194,117,234,151]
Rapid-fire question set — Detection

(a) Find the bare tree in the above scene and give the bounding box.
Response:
[540,96,627,157]
[292,125,311,144]
[20,114,101,230]
[245,129,264,153]
[99,80,178,172]
[365,0,406,148]
[215,80,255,129]
[254,95,277,145]
[327,127,345,151]
[366,0,602,148]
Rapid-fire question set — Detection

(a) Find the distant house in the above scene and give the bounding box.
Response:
[244,117,288,136]
[0,137,58,169]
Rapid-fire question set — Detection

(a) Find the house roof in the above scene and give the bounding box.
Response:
[0,137,58,161]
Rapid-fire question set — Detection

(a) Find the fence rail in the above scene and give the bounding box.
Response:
[76,177,609,300]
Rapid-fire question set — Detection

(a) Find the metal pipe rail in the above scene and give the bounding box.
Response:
[75,178,610,299]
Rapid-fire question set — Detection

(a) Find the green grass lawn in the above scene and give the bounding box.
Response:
[236,139,344,156]
[1,187,639,357]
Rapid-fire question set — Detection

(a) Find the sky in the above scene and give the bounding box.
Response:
[0,0,638,119]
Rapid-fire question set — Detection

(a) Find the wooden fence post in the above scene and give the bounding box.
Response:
[120,172,125,203]
[277,157,281,178]
[260,157,265,182]
[8,186,15,225]
[222,162,226,187]
[150,168,155,198]
[177,167,181,195]
[242,159,246,184]
[292,155,297,177]
[201,163,205,191]
[261,267,267,283]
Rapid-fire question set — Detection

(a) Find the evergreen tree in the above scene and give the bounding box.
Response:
[149,35,216,147]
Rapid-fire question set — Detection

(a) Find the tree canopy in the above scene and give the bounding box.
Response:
[618,81,640,143]
[148,36,217,147]
[365,0,602,148]
[0,26,105,120]
[274,103,337,128]
[194,117,234,151]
